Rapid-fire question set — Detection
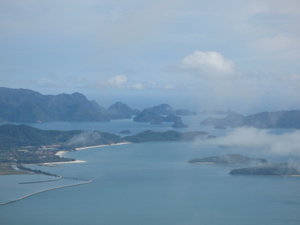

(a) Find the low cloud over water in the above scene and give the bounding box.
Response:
[204,127,300,156]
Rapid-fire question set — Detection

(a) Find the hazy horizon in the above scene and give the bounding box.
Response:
[1,0,300,112]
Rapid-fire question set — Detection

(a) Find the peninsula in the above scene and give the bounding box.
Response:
[0,124,213,174]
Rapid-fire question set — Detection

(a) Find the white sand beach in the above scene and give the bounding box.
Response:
[74,142,131,151]
[40,160,86,166]
[50,142,131,166]
[55,151,67,157]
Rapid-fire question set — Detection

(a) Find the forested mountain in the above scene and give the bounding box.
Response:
[0,87,110,122]
[107,102,139,119]
[0,124,121,149]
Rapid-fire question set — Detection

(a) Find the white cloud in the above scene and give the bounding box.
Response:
[130,83,144,90]
[129,82,174,90]
[181,51,236,79]
[106,75,128,87]
[206,127,300,155]
[86,75,128,88]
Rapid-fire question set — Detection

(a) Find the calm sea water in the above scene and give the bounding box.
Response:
[1,117,300,225]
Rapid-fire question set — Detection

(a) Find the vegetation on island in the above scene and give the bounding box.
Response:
[189,154,267,165]
[0,124,122,164]
[0,124,213,175]
[124,130,211,143]
[107,102,139,119]
[189,153,300,176]
[201,110,300,129]
[133,104,188,128]
[229,163,300,176]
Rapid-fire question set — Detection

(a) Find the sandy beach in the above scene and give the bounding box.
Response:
[74,142,131,151]
[49,142,130,166]
[55,151,67,157]
[40,160,86,166]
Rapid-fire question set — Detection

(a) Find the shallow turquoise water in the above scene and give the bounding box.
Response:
[1,141,300,225]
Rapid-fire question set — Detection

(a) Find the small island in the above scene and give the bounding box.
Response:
[229,163,300,176]
[133,104,188,128]
[189,154,267,165]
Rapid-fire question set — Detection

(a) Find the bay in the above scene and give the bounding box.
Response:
[1,117,300,225]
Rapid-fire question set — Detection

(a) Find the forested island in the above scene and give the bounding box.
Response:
[189,154,267,165]
[189,154,300,176]
[201,110,300,129]
[133,104,188,128]
[229,163,300,176]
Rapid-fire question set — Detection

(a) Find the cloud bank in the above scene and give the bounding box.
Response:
[206,127,300,155]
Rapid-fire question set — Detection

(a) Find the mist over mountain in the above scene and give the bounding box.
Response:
[202,110,300,129]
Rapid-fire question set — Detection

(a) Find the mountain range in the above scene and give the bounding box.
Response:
[0,87,138,122]
[201,110,300,129]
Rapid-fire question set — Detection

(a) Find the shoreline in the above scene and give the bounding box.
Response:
[50,142,131,165]
[0,141,131,206]
[53,142,131,160]
[74,142,131,151]
[39,160,86,166]
[0,179,92,206]
[55,151,67,157]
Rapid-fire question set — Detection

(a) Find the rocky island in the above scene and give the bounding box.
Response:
[133,104,188,128]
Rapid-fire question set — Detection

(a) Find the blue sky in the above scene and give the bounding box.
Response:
[1,0,300,112]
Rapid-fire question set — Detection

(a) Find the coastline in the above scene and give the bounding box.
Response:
[40,160,86,166]
[74,142,131,151]
[51,142,131,165]
[0,141,131,206]
[55,151,67,157]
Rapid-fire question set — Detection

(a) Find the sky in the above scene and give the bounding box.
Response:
[0,0,300,112]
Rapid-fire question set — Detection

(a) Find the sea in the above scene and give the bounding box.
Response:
[1,115,300,225]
